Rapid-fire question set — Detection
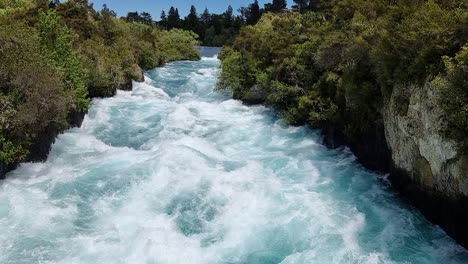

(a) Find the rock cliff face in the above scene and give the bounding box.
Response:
[322,81,468,247]
[384,82,468,247]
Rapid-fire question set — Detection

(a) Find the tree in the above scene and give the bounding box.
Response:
[126,11,141,23]
[39,10,89,112]
[160,10,167,28]
[154,2,267,46]
[0,0,200,168]
[292,0,319,12]
[100,4,119,44]
[55,0,97,39]
[308,0,319,11]
[246,0,262,25]
[238,7,248,23]
[101,4,116,17]
[167,6,180,29]
[201,7,210,24]
[292,0,307,12]
[265,0,287,13]
[224,5,233,27]
[48,0,60,9]
[184,5,199,32]
[140,12,152,25]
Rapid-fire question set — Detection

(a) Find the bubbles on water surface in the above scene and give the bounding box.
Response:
[0,57,467,264]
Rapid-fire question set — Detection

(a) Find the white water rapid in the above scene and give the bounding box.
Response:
[1,50,467,263]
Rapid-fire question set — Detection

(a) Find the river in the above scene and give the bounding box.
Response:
[0,49,467,263]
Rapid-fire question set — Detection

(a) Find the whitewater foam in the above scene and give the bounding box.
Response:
[0,57,467,264]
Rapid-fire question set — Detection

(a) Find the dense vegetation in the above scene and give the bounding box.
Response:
[218,0,468,149]
[127,0,292,46]
[125,1,261,47]
[0,0,199,166]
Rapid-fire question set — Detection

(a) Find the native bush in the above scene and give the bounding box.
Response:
[434,46,468,146]
[0,0,199,165]
[219,0,467,147]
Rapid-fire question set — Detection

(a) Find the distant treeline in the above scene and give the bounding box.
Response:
[124,0,319,46]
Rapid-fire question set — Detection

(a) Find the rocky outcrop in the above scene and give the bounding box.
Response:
[121,64,144,91]
[0,161,8,180]
[383,82,468,247]
[0,157,18,180]
[88,65,145,98]
[321,81,468,248]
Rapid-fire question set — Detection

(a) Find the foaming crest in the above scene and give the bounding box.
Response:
[0,57,467,264]
[202,55,219,61]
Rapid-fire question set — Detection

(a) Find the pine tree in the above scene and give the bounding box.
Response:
[265,0,287,13]
[126,11,140,23]
[185,5,199,32]
[292,0,319,12]
[224,5,233,27]
[140,12,152,25]
[101,4,116,17]
[160,10,167,29]
[292,0,308,12]
[167,6,180,29]
[48,0,60,9]
[175,8,181,28]
[246,0,261,25]
[308,0,320,11]
[100,4,118,44]
[201,8,210,25]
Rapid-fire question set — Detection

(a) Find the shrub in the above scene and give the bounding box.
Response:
[39,10,90,112]
[0,0,199,165]
[435,46,468,146]
[219,0,467,147]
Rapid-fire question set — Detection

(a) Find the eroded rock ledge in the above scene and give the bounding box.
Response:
[384,82,468,247]
[320,80,468,248]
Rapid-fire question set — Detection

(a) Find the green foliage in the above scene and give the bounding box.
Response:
[0,0,199,165]
[372,0,466,86]
[0,96,23,164]
[0,0,33,13]
[67,4,199,98]
[158,1,265,46]
[434,46,468,146]
[265,0,287,13]
[0,19,69,164]
[39,10,90,112]
[217,48,254,96]
[266,81,303,110]
[299,92,337,125]
[55,0,97,40]
[219,0,468,147]
[157,29,200,62]
[0,132,26,164]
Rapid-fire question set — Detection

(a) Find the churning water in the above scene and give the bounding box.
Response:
[1,52,467,264]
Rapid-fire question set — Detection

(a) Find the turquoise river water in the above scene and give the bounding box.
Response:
[1,53,468,263]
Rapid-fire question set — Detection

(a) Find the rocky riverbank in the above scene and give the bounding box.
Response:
[216,1,467,248]
[383,82,468,247]
[318,80,468,248]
